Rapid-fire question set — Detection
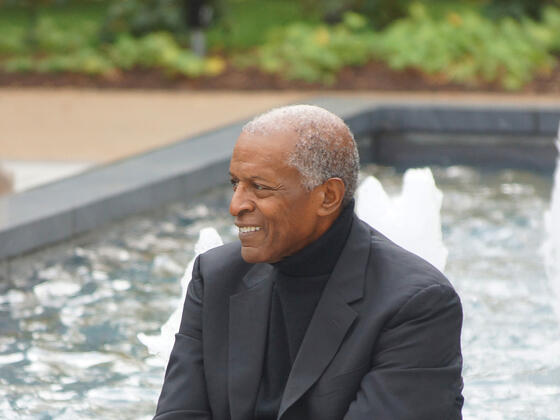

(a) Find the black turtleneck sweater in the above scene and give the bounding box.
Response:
[253,201,355,420]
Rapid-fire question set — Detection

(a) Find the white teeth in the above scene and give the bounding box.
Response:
[239,226,261,233]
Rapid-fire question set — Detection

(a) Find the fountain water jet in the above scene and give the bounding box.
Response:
[543,123,560,326]
[138,227,223,361]
[356,168,448,272]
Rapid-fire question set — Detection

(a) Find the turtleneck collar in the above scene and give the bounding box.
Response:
[271,199,355,277]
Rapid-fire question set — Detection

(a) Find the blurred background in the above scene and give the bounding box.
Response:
[1,0,560,193]
[1,0,560,90]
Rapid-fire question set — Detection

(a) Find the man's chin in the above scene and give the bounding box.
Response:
[240,246,269,264]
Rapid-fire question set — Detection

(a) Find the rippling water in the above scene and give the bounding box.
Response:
[0,166,558,419]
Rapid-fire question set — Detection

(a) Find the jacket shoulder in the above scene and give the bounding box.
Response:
[197,241,253,288]
[361,221,455,294]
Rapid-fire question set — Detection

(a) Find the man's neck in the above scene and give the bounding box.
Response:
[271,200,355,277]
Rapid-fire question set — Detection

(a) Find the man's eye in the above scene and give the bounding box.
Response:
[230,179,238,190]
[253,183,273,191]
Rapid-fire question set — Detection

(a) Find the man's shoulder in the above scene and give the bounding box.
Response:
[197,240,247,272]
[355,220,461,326]
[195,241,254,286]
[360,220,454,291]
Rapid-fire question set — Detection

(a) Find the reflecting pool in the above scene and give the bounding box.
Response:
[0,165,558,419]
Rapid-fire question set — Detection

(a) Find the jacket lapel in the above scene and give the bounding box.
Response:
[228,263,274,420]
[278,217,372,419]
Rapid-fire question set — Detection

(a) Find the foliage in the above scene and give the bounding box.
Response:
[0,2,224,76]
[106,32,225,76]
[100,0,186,41]
[206,0,319,51]
[2,31,225,77]
[0,2,107,54]
[240,12,376,84]
[301,0,412,29]
[483,0,560,20]
[3,49,113,75]
[1,0,560,90]
[0,17,28,54]
[373,3,560,90]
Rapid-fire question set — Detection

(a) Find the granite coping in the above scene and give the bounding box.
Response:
[0,97,559,260]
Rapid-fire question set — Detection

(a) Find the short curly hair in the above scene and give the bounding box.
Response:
[242,105,359,204]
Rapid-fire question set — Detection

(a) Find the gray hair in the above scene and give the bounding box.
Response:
[242,105,359,204]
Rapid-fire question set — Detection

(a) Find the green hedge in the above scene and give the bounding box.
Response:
[236,12,376,84]
[239,3,560,89]
[1,0,560,89]
[374,3,560,89]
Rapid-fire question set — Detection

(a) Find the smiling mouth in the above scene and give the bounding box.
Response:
[238,226,262,234]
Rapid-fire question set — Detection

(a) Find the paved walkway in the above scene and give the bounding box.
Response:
[0,89,308,192]
[1,88,560,192]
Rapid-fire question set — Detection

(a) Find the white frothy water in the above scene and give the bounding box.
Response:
[138,227,223,362]
[356,168,448,272]
[543,124,560,326]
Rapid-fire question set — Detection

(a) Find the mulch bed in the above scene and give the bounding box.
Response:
[1,60,560,93]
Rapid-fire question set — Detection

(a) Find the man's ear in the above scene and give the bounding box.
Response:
[316,178,345,217]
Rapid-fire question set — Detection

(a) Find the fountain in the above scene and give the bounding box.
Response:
[138,227,223,362]
[356,168,447,272]
[1,161,559,419]
[543,124,560,326]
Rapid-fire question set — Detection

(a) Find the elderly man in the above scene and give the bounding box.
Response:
[154,105,463,420]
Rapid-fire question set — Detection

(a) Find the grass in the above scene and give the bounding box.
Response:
[0,2,110,55]
[206,0,320,51]
[0,0,315,54]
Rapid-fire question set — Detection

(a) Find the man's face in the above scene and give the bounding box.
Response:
[229,130,323,264]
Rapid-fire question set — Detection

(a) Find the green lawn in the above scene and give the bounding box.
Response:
[0,0,317,54]
[206,0,320,51]
[0,2,110,55]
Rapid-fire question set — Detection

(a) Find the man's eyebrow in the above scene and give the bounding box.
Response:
[229,172,273,183]
[249,175,273,183]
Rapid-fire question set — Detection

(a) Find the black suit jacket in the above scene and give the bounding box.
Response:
[154,217,464,420]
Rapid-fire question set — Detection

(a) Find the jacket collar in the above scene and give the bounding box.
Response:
[228,262,274,420]
[278,216,371,418]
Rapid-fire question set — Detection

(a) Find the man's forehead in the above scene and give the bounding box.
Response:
[230,130,301,178]
[236,127,297,146]
[233,129,298,157]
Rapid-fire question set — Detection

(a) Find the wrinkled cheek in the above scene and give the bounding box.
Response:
[241,246,264,264]
[261,230,281,262]
[240,232,274,263]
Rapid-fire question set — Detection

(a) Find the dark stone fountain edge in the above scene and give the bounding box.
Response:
[0,96,558,264]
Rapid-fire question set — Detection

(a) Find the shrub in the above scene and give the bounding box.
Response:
[483,0,560,20]
[373,3,560,90]
[0,22,27,55]
[3,49,113,75]
[106,31,224,76]
[244,12,376,84]
[101,0,186,40]
[301,0,412,29]
[100,0,225,41]
[2,30,226,77]
[34,16,100,53]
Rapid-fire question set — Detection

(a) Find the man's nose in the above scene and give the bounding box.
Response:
[229,184,254,216]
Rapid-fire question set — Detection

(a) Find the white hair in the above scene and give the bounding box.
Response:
[242,105,359,204]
